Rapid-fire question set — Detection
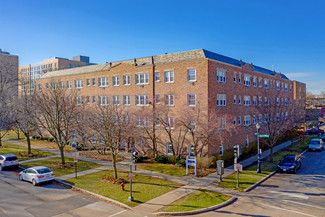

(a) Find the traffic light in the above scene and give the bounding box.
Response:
[233,146,238,157]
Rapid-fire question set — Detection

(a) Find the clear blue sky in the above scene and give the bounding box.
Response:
[1,0,324,94]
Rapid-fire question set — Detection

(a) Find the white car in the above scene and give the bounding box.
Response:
[19,166,55,186]
[0,154,19,171]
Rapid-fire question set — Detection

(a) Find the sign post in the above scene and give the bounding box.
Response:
[72,143,78,178]
[186,156,197,176]
[128,162,134,202]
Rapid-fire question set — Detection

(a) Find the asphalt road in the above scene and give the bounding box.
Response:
[197,148,325,217]
[0,169,152,217]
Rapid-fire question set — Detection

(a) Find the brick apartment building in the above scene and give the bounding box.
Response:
[36,49,306,156]
[0,49,19,97]
[19,55,94,95]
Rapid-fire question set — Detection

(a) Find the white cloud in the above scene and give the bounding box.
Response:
[285,72,314,79]
[305,79,325,94]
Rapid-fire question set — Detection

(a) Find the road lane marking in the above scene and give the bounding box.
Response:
[256,202,317,217]
[0,207,7,213]
[108,210,126,217]
[283,200,325,210]
[259,189,309,199]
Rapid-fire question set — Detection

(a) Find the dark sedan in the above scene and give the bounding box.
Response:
[305,128,324,135]
[277,155,301,174]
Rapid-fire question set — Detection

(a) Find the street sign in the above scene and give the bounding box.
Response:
[74,157,78,162]
[259,134,270,138]
[76,152,79,157]
[129,172,133,179]
[234,163,242,172]
[255,132,259,136]
[72,142,77,149]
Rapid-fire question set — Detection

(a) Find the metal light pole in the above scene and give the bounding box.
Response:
[256,123,261,173]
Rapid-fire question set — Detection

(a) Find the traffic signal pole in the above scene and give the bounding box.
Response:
[234,145,239,188]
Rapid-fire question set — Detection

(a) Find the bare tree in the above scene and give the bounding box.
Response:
[34,80,80,165]
[86,104,135,179]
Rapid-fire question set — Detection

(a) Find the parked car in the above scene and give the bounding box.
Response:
[277,155,301,173]
[0,154,19,171]
[19,166,55,186]
[305,128,324,135]
[321,134,325,143]
[308,138,323,151]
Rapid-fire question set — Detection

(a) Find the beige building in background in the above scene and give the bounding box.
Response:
[0,49,19,97]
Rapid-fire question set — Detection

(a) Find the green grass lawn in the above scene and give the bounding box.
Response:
[158,189,232,212]
[2,130,25,140]
[65,169,182,207]
[0,142,54,161]
[137,163,188,177]
[20,157,101,177]
[219,136,319,191]
[22,139,75,152]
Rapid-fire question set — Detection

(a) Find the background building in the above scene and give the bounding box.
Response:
[19,55,94,95]
[37,49,306,156]
[0,49,19,97]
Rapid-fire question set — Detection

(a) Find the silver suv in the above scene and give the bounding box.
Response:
[308,138,323,152]
[0,154,19,170]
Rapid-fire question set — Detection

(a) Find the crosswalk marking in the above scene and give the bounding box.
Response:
[256,202,317,217]
[259,189,309,199]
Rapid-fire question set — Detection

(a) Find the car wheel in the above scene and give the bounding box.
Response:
[19,175,23,181]
[32,179,37,186]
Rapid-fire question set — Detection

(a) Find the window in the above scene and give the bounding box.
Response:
[217,94,226,106]
[113,95,120,105]
[153,94,159,104]
[86,96,90,104]
[290,84,292,92]
[264,79,269,89]
[259,96,262,106]
[60,81,64,89]
[218,118,226,129]
[135,73,149,85]
[259,78,263,88]
[238,95,242,105]
[98,96,109,105]
[238,116,242,125]
[244,96,251,106]
[51,82,57,90]
[86,79,90,87]
[75,79,83,89]
[253,115,257,124]
[259,114,262,124]
[165,94,174,106]
[253,96,257,106]
[135,95,149,106]
[98,77,109,87]
[253,77,257,87]
[244,75,251,86]
[246,136,249,147]
[238,73,241,83]
[123,74,130,85]
[285,83,288,92]
[155,72,160,82]
[219,144,224,156]
[264,114,269,123]
[217,70,226,83]
[166,143,173,155]
[76,96,83,105]
[188,94,196,106]
[187,68,196,81]
[165,117,175,129]
[234,95,237,104]
[282,82,284,91]
[264,97,269,106]
[164,70,174,83]
[123,95,130,105]
[233,117,237,125]
[113,76,119,86]
[92,78,96,86]
[92,96,96,104]
[68,64,71,68]
[233,72,237,83]
[276,81,280,90]
[38,83,42,91]
[244,115,251,126]
[276,98,280,106]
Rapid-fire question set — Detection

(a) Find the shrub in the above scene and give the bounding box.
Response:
[76,143,84,150]
[147,150,156,159]
[167,155,178,164]
[176,158,186,167]
[135,155,144,163]
[155,155,169,164]
[49,138,55,142]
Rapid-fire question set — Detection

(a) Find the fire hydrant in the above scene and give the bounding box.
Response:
[120,182,125,191]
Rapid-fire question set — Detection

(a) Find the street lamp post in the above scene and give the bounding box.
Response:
[256,123,261,173]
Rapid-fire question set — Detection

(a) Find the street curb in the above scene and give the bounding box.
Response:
[153,196,237,216]
[244,171,277,192]
[55,179,132,210]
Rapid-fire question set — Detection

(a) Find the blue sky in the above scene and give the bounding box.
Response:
[1,0,324,94]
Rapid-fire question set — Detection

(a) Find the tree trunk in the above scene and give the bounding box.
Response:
[59,146,65,165]
[112,151,118,179]
[270,146,274,162]
[17,129,20,140]
[0,137,2,146]
[27,134,31,154]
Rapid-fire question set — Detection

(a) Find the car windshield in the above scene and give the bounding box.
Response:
[37,168,52,174]
[310,140,320,144]
[6,156,17,161]
[281,158,294,164]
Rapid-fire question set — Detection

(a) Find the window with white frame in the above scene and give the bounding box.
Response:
[76,96,83,105]
[123,95,130,105]
[238,95,242,104]
[165,94,174,106]
[166,143,173,155]
[217,70,226,83]
[233,72,237,83]
[290,84,292,92]
[234,95,237,104]
[164,70,174,83]
[219,144,224,156]
[75,79,83,89]
[253,77,257,87]
[155,72,160,82]
[244,96,251,106]
[244,115,251,126]
[60,81,64,89]
[218,118,226,129]
[264,97,269,106]
[259,114,262,123]
[92,96,96,104]
[51,82,57,90]
[113,76,119,86]
[281,82,284,91]
[143,116,149,127]
[67,80,72,89]
[259,78,263,88]
[38,83,42,91]
[98,77,109,87]
[276,81,280,90]
[253,115,257,124]
[217,94,226,106]
[98,96,109,105]
[187,68,196,81]
[285,98,288,106]
[86,96,90,104]
[259,96,262,106]
[155,94,160,104]
[285,83,288,92]
[86,79,90,87]
[188,94,196,106]
[238,116,242,125]
[264,79,269,89]
[233,116,237,125]
[92,78,96,86]
[123,74,130,85]
[238,73,241,83]
[276,98,280,106]
[264,114,269,123]
[244,75,251,86]
[135,95,149,106]
[253,96,257,106]
[135,73,149,85]
[165,117,175,129]
[113,95,120,105]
